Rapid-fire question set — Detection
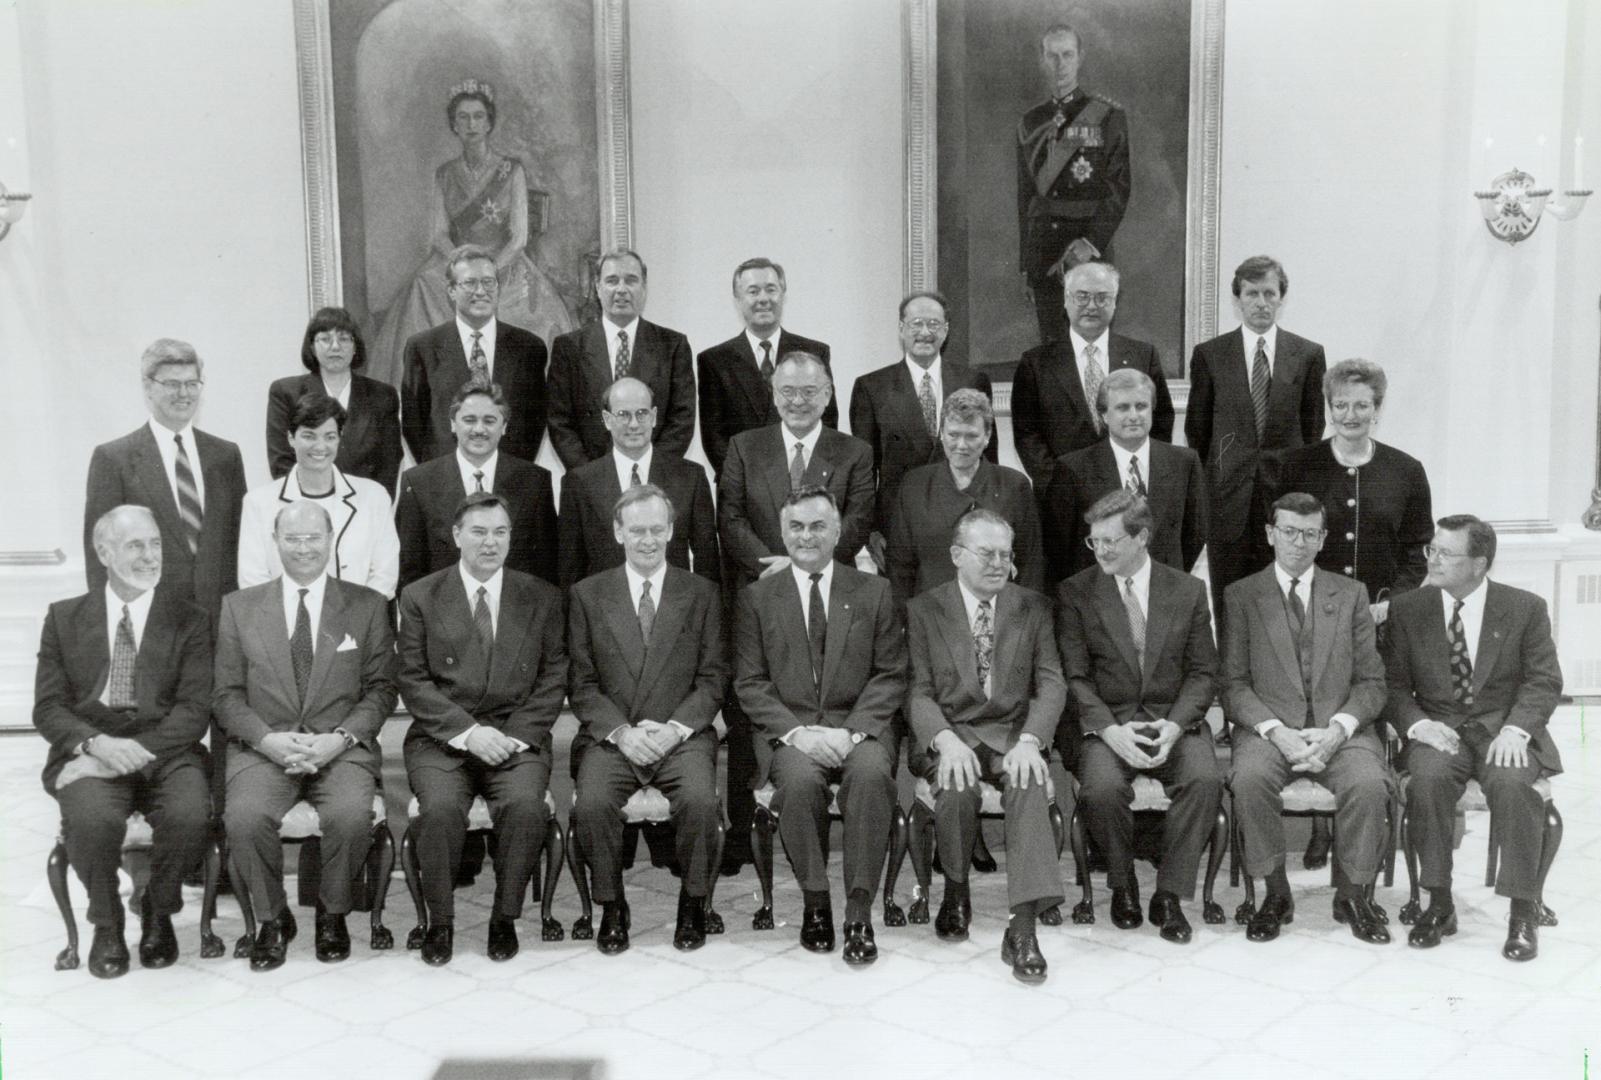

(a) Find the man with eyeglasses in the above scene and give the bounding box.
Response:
[718,353,875,874]
[906,509,1064,981]
[1223,491,1392,946]
[1384,515,1562,961]
[849,291,995,571]
[1011,261,1173,493]
[698,257,837,478]
[401,243,550,466]
[557,377,718,588]
[1057,490,1220,943]
[548,248,697,469]
[1042,367,1206,584]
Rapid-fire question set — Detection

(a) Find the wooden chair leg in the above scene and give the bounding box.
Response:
[1398,810,1422,925]
[399,825,426,950]
[1535,802,1562,927]
[905,800,933,925]
[1483,812,1499,888]
[1233,806,1256,925]
[705,818,726,935]
[882,805,908,926]
[750,804,776,930]
[1037,803,1065,926]
[47,836,79,971]
[229,845,257,958]
[199,832,225,958]
[540,819,566,941]
[297,837,321,908]
[1069,806,1095,924]
[368,824,394,950]
[1201,805,1228,924]
[970,825,998,874]
[565,814,593,940]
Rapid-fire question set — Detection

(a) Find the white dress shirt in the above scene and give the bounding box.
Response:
[1241,323,1278,378]
[280,572,329,642]
[904,354,943,418]
[780,420,824,474]
[98,586,155,706]
[147,418,206,511]
[1108,438,1152,492]
[612,445,654,491]
[455,316,499,379]
[746,328,783,369]
[1255,564,1358,739]
[1068,328,1112,400]
[1117,554,1153,622]
[604,316,642,369]
[456,449,499,495]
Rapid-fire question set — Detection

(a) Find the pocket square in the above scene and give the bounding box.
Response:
[336,634,358,652]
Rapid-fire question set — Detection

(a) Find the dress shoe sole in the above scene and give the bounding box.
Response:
[673,934,706,952]
[1332,904,1391,944]
[139,947,178,969]
[999,938,1047,984]
[842,948,877,967]
[801,938,835,954]
[315,947,351,963]
[1407,915,1457,949]
[1158,924,1193,944]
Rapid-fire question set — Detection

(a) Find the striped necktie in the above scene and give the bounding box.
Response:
[1250,337,1270,441]
[172,433,203,555]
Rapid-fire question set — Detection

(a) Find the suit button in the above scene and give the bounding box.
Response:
[445,657,455,666]
[1346,467,1358,476]
[1344,567,1354,574]
[1346,498,1356,507]
[1345,532,1355,541]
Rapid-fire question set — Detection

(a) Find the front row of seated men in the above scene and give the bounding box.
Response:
[37,482,1562,981]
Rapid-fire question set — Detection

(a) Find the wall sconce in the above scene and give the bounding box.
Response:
[1475,135,1589,244]
[0,180,32,242]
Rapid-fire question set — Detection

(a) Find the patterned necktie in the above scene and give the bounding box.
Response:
[468,330,489,383]
[919,371,939,437]
[630,462,642,487]
[108,604,137,709]
[759,340,774,382]
[1126,455,1146,496]
[789,440,807,490]
[473,585,494,652]
[973,598,995,693]
[1122,578,1145,660]
[1083,342,1106,434]
[473,470,485,493]
[615,329,631,381]
[638,579,656,641]
[1448,599,1474,707]
[172,433,203,555]
[807,572,827,687]
[1250,336,1270,442]
[290,587,313,703]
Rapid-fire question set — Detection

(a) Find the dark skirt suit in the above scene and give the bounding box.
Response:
[1256,440,1433,603]
[266,373,403,498]
[884,459,1045,607]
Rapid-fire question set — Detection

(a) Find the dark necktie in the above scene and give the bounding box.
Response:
[759,339,774,382]
[1123,577,1145,662]
[108,604,137,709]
[473,470,485,493]
[1083,342,1105,434]
[973,598,994,693]
[639,579,656,641]
[789,440,806,491]
[473,585,494,653]
[468,330,489,383]
[1126,455,1147,496]
[615,329,631,381]
[1250,336,1270,441]
[1286,577,1306,638]
[918,371,939,437]
[630,462,642,487]
[290,587,313,703]
[1448,599,1474,707]
[172,433,203,555]
[807,572,827,688]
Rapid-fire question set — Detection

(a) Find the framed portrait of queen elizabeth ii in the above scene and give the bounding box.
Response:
[292,0,633,386]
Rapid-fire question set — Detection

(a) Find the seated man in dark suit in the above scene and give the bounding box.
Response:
[907,509,1065,982]
[569,485,728,954]
[547,249,696,468]
[849,291,995,568]
[214,501,398,971]
[734,487,907,965]
[1010,261,1174,493]
[697,257,836,478]
[395,381,557,592]
[397,492,568,966]
[1043,368,1206,584]
[557,376,718,587]
[400,243,549,465]
[1224,492,1391,945]
[34,505,211,978]
[1385,515,1563,961]
[1058,491,1220,943]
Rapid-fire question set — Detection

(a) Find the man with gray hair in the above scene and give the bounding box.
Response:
[35,505,213,978]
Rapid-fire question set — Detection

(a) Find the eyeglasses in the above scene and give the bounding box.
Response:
[777,386,828,401]
[956,544,1014,565]
[1272,525,1327,544]
[313,331,355,347]
[1068,291,1116,307]
[605,407,654,425]
[452,277,499,293]
[279,534,328,549]
[148,378,204,394]
[1084,534,1131,551]
[901,318,948,332]
[1423,545,1472,561]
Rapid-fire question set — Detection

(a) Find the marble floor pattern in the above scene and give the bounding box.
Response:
[1,707,1596,1080]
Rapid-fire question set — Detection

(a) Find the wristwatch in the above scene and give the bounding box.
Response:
[334,727,358,751]
[1017,733,1043,748]
[79,735,99,757]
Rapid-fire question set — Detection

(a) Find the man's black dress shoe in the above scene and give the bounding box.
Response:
[1333,895,1391,945]
[800,906,835,953]
[934,896,971,942]
[139,913,179,968]
[249,921,288,971]
[420,923,453,966]
[673,892,706,952]
[1503,916,1538,962]
[1000,928,1048,984]
[597,902,631,955]
[1110,887,1143,930]
[841,922,877,966]
[1245,893,1294,942]
[1149,892,1192,944]
[487,916,520,961]
[314,912,350,963]
[1406,906,1457,949]
[89,925,130,979]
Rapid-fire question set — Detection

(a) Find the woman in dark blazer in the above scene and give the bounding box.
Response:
[885,388,1045,607]
[266,307,403,496]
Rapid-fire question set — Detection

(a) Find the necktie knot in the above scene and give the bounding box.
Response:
[477,585,487,601]
[1453,599,1464,614]
[298,587,309,600]
[809,572,823,584]
[473,470,485,493]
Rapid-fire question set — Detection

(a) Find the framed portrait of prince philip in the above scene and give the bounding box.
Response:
[292,0,634,387]
[904,0,1224,392]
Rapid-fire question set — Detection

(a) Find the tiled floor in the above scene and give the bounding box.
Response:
[2,709,1596,1080]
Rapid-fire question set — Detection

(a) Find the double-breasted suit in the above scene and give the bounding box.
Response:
[547,319,696,468]
[697,330,835,477]
[1043,440,1207,583]
[400,320,550,466]
[556,453,719,588]
[394,452,557,593]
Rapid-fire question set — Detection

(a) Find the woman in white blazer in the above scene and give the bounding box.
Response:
[239,393,401,598]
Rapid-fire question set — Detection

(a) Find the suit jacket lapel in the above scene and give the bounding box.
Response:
[1473,586,1508,697]
[893,364,937,459]
[1254,576,1303,688]
[1093,572,1143,684]
[1265,338,1303,427]
[254,584,298,710]
[1220,333,1258,447]
[803,432,837,488]
[730,336,773,418]
[1148,443,1176,508]
[135,595,177,709]
[935,583,983,698]
[1048,342,1092,421]
[1309,574,1340,691]
[600,573,646,681]
[763,430,796,507]
[637,569,691,700]
[990,586,1022,699]
[487,574,533,692]
[438,323,468,377]
[132,427,185,538]
[301,581,345,714]
[590,321,616,385]
[820,569,858,696]
[75,592,112,703]
[1141,568,1177,685]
